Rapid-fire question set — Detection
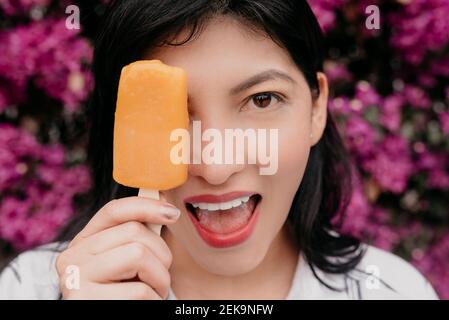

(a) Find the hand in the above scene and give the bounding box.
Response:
[56,196,180,300]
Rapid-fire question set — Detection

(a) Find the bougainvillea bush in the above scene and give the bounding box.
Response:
[312,0,449,298]
[0,0,448,298]
[0,2,94,254]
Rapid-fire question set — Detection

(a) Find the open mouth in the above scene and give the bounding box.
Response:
[185,194,262,234]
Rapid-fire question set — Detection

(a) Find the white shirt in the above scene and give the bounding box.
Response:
[0,241,439,300]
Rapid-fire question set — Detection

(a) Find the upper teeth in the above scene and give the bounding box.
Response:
[191,196,251,211]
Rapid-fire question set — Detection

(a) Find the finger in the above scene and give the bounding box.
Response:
[84,242,171,299]
[56,246,91,275]
[78,221,173,269]
[64,282,163,300]
[70,197,180,245]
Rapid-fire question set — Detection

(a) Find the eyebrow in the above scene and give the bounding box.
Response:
[229,69,296,95]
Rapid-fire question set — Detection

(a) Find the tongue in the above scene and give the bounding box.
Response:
[195,196,257,234]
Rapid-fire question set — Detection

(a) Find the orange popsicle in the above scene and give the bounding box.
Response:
[113,60,189,234]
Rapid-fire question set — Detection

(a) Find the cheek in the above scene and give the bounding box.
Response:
[278,122,311,175]
[281,102,312,173]
[264,118,311,219]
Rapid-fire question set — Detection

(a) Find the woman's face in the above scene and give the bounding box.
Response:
[146,16,328,276]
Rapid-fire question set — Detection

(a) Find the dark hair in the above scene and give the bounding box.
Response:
[58,0,365,291]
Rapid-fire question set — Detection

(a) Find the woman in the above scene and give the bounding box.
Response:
[0,0,438,299]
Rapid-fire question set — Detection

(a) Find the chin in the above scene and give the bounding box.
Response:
[193,243,268,277]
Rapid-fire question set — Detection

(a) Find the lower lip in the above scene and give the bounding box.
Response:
[187,199,261,249]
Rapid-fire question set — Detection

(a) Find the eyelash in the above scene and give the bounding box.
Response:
[244,92,285,111]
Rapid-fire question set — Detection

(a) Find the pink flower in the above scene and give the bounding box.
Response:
[426,169,449,189]
[0,18,93,111]
[334,174,401,252]
[345,116,378,158]
[389,0,449,65]
[335,176,371,238]
[415,149,447,171]
[355,81,381,107]
[403,85,431,109]
[439,111,449,135]
[413,234,449,299]
[0,124,91,250]
[379,94,404,132]
[414,149,449,189]
[0,0,51,16]
[308,0,347,32]
[363,135,414,194]
[329,96,352,115]
[324,61,353,83]
[430,57,449,78]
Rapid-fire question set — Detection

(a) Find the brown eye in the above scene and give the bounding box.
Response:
[251,92,280,109]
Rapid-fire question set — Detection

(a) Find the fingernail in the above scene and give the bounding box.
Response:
[161,204,181,220]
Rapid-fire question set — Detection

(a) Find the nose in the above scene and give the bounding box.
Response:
[187,115,246,186]
[189,162,246,186]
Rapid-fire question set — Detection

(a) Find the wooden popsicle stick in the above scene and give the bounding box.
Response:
[138,188,162,236]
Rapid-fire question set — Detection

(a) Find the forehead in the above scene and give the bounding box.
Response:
[145,15,300,83]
